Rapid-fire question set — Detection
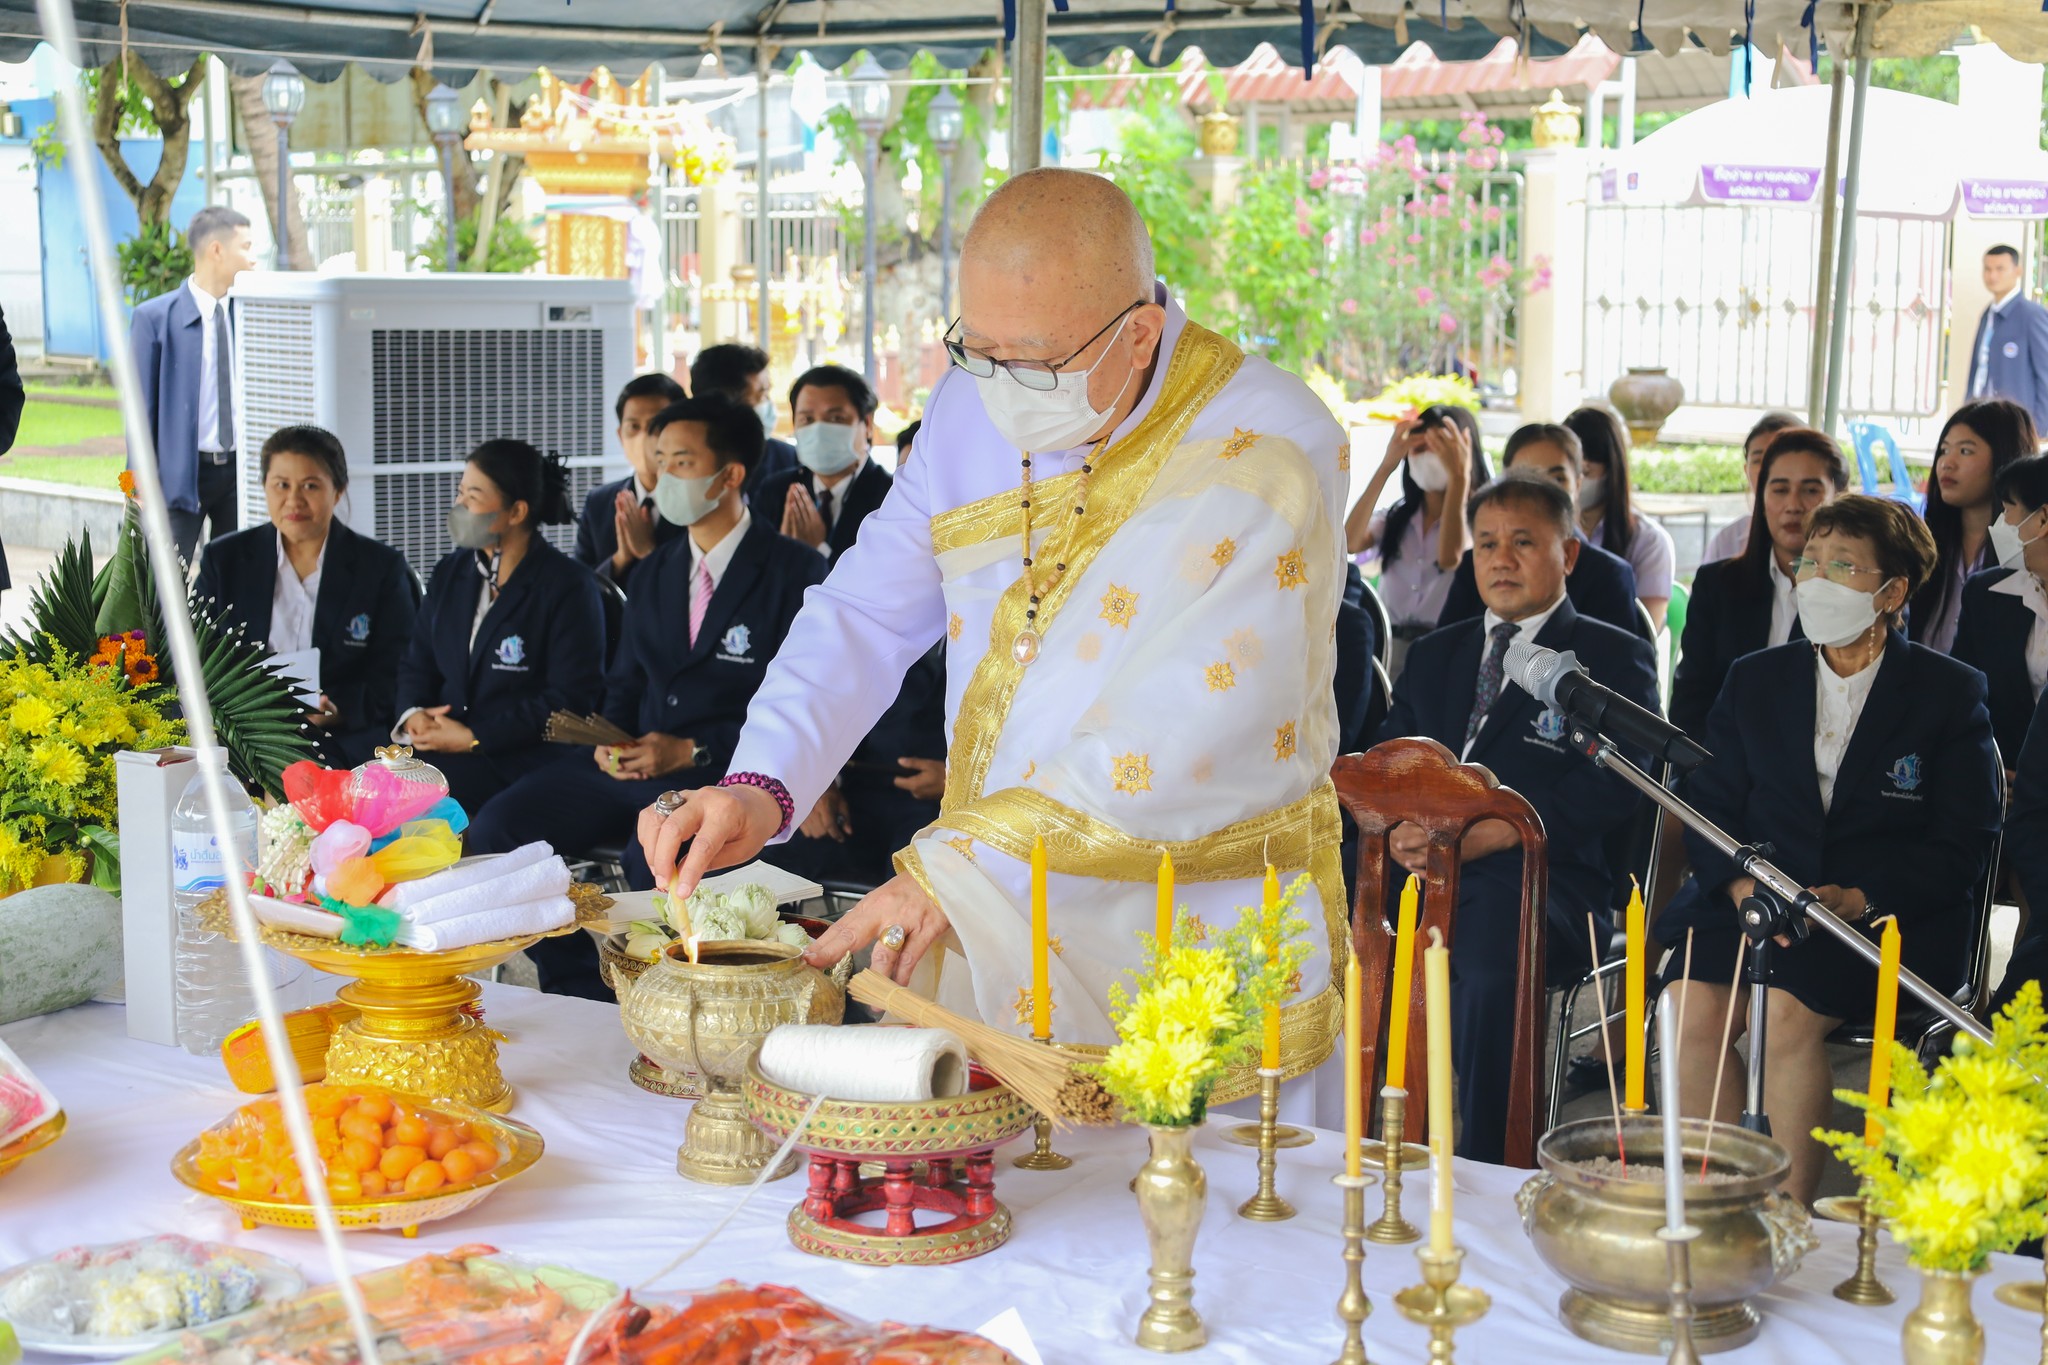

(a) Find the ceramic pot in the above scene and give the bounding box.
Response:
[1197,111,1241,157]
[1608,367,1686,446]
[1134,1122,1208,1353]
[1902,1267,1984,1365]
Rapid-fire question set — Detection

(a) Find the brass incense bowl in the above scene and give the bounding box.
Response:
[617,939,845,1185]
[1516,1116,1818,1354]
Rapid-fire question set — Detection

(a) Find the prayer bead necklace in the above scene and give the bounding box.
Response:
[1012,440,1107,666]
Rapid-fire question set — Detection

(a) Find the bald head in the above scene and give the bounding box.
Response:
[962,168,1155,317]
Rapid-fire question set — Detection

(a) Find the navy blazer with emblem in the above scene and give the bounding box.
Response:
[1435,532,1647,639]
[752,458,895,567]
[1661,635,2000,993]
[1997,691,2048,1006]
[195,519,421,761]
[1381,596,1660,958]
[1949,565,2042,763]
[1669,554,1804,741]
[396,537,606,755]
[1968,293,2048,433]
[601,515,827,779]
[571,473,687,585]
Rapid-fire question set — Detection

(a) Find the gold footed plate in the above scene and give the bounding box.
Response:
[1992,1279,2044,1313]
[0,1111,66,1178]
[171,1097,542,1237]
[201,885,609,1112]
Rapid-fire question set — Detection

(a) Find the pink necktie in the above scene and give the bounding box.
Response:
[688,558,713,646]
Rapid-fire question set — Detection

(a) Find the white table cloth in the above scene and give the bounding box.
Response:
[3,986,2044,1364]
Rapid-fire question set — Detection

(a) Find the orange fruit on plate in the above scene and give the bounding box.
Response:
[378,1144,426,1181]
[402,1160,447,1195]
[456,1141,499,1174]
[440,1147,478,1184]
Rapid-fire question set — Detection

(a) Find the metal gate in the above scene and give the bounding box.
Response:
[1582,195,1951,418]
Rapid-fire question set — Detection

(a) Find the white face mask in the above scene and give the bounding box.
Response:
[795,420,861,476]
[1577,474,1607,511]
[1795,576,1892,647]
[972,314,1137,453]
[652,469,727,527]
[1406,451,1450,492]
[754,399,779,435]
[1990,513,2043,570]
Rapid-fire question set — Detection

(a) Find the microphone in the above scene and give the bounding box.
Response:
[1504,639,1712,772]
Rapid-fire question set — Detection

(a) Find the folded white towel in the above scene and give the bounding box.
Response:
[403,858,571,926]
[389,843,553,909]
[396,895,576,952]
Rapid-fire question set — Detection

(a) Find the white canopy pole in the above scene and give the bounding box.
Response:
[757,44,773,353]
[31,0,382,1356]
[1807,58,1849,425]
[1009,0,1047,172]
[1821,2,1876,435]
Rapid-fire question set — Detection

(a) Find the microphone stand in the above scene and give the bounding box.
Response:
[1559,718,1997,1131]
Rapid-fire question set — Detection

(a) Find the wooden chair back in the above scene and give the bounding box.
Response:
[1332,736,1550,1167]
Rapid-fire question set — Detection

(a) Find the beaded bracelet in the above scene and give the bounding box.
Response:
[718,771,796,839]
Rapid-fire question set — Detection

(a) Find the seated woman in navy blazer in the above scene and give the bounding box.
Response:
[1663,496,2001,1203]
[1668,428,1849,741]
[393,440,605,816]
[195,425,419,766]
[1945,408,2046,766]
[1910,399,2035,654]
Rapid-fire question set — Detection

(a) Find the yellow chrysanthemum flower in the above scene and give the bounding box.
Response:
[7,695,57,736]
[30,739,89,788]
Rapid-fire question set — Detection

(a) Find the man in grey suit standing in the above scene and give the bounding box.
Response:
[129,205,254,564]
[1970,244,2048,438]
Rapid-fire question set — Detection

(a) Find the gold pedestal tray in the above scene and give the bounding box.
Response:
[0,1111,66,1179]
[172,1097,542,1236]
[200,885,607,1111]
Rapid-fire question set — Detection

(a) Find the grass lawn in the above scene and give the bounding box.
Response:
[12,399,125,448]
[0,452,126,488]
[25,381,119,403]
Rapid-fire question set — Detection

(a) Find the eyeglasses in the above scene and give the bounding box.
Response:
[1789,556,1885,585]
[943,300,1145,392]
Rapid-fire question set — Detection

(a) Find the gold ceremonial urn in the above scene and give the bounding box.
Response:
[1901,1268,1985,1365]
[616,939,844,1185]
[1516,1116,1818,1354]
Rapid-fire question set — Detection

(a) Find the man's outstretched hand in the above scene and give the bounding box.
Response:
[637,784,784,895]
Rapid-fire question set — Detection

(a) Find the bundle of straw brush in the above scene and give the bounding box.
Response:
[849,971,1118,1127]
[545,711,637,746]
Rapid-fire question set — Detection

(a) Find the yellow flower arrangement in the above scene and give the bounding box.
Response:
[1815,983,2048,1273]
[0,643,182,893]
[1093,876,1312,1127]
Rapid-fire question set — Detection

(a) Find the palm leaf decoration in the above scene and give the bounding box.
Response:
[0,531,103,663]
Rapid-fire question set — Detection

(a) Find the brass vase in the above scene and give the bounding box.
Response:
[1134,1123,1208,1353]
[1902,1268,1985,1365]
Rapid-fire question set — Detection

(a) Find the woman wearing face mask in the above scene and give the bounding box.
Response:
[1564,404,1677,630]
[195,425,420,765]
[1910,399,2038,655]
[756,364,894,567]
[392,439,605,815]
[1342,403,1490,676]
[1950,425,2048,766]
[1669,428,1849,740]
[1662,494,2000,1203]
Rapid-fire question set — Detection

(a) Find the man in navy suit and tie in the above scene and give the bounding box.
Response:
[573,371,688,585]
[1382,472,1659,1163]
[755,364,893,567]
[689,343,799,503]
[128,206,255,564]
[1970,245,2048,435]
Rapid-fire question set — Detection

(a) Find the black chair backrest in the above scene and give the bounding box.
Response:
[596,574,627,669]
[1359,572,1393,668]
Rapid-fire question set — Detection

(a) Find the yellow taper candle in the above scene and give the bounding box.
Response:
[1261,863,1282,1069]
[1156,848,1174,947]
[1624,879,1647,1111]
[1030,835,1050,1040]
[1865,916,1901,1145]
[1424,925,1454,1255]
[1344,947,1362,1179]
[1387,873,1420,1090]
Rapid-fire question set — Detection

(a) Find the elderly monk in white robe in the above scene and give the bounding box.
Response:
[640,169,1351,1095]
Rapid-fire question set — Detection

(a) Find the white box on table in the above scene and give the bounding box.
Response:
[115,746,195,1046]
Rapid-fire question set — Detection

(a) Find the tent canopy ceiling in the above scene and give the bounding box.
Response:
[0,0,1858,85]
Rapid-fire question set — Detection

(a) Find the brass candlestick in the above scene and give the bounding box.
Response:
[1012,1035,1072,1171]
[1394,1245,1490,1364]
[1365,1087,1422,1244]
[1221,1068,1314,1150]
[1658,1225,1705,1365]
[1237,1068,1296,1221]
[1328,1172,1372,1365]
[1830,1195,1894,1306]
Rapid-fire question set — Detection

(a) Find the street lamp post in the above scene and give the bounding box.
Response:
[259,60,305,269]
[851,55,890,385]
[423,84,464,273]
[926,86,963,323]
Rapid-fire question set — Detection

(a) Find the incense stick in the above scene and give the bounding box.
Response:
[1700,934,1748,1179]
[1673,926,1695,1079]
[1586,911,1628,1175]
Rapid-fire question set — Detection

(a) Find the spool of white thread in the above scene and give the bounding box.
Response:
[757,1025,971,1103]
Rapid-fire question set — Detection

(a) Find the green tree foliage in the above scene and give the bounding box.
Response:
[116,221,194,305]
[416,208,541,274]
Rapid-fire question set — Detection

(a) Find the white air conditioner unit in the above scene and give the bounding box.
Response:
[230,272,636,578]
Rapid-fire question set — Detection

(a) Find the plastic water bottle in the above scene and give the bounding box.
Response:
[170,760,259,1055]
